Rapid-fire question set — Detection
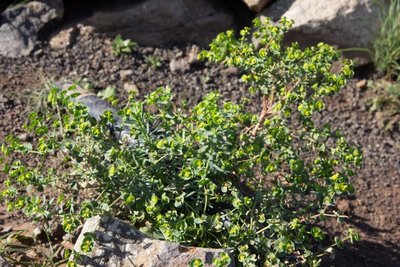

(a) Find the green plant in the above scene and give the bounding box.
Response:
[77,77,95,91]
[0,230,31,265]
[112,34,137,56]
[145,55,162,69]
[0,228,66,266]
[368,79,400,130]
[1,18,361,266]
[97,85,116,100]
[370,0,400,130]
[20,76,53,115]
[373,0,400,78]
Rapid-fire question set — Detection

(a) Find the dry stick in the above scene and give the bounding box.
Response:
[250,79,300,136]
[252,95,270,136]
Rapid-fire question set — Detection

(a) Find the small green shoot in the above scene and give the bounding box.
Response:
[112,34,137,56]
[97,86,116,100]
[145,55,162,69]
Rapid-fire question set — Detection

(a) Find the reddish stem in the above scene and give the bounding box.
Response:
[252,95,269,136]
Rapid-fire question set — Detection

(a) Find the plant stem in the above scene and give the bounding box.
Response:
[252,95,268,136]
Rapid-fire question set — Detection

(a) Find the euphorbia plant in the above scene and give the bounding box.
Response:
[1,18,361,266]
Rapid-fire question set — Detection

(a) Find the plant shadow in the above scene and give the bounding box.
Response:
[322,212,399,267]
[322,240,400,267]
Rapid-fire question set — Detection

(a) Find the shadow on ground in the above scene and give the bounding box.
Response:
[322,240,400,267]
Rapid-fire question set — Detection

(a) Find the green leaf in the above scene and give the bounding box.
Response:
[81,233,96,253]
[97,86,116,100]
[188,258,204,267]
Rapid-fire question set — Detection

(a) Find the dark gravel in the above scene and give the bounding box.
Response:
[0,31,250,108]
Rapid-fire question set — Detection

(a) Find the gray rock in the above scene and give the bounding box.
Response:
[59,83,146,146]
[242,0,274,12]
[81,0,236,46]
[260,0,381,50]
[0,0,64,58]
[0,255,9,267]
[72,216,234,267]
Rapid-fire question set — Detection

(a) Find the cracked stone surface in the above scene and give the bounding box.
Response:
[260,0,381,50]
[0,0,63,57]
[72,216,234,267]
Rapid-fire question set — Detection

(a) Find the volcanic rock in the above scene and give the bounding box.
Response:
[0,0,63,57]
[260,0,381,50]
[72,216,234,267]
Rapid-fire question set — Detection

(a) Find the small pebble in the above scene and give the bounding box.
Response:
[120,69,134,81]
[356,79,367,90]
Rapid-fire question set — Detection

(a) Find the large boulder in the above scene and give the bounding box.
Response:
[72,216,234,267]
[0,0,64,58]
[81,0,236,47]
[260,0,381,50]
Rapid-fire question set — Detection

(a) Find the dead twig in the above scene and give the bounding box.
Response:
[252,94,273,136]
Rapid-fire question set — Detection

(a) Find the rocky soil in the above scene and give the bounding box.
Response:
[0,30,399,266]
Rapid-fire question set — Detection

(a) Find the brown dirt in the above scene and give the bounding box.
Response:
[0,31,399,266]
[318,78,400,267]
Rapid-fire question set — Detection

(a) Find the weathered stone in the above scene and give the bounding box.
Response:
[49,27,78,50]
[72,216,234,267]
[187,45,201,65]
[77,23,95,38]
[0,0,64,57]
[260,0,381,50]
[0,255,10,267]
[242,0,274,12]
[80,0,236,46]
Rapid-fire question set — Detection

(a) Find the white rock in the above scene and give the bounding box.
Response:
[72,216,234,267]
[242,0,273,12]
[260,0,381,50]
